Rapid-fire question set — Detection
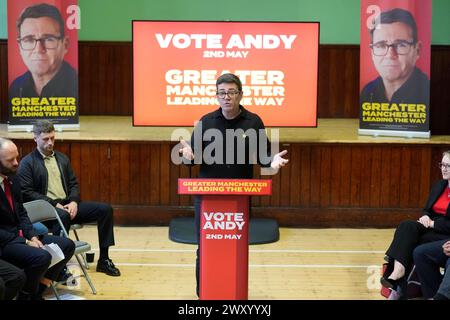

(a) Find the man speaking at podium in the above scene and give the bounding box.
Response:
[179,73,289,296]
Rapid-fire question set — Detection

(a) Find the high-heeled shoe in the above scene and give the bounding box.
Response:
[382,259,394,278]
[380,277,398,290]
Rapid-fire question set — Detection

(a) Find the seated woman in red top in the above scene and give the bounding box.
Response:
[381,150,450,296]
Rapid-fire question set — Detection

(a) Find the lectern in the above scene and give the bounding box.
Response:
[178,178,272,300]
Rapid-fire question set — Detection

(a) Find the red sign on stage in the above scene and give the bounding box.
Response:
[178,179,272,300]
[200,195,249,299]
[178,178,272,195]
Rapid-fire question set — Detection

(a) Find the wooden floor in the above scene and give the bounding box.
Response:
[46,225,395,300]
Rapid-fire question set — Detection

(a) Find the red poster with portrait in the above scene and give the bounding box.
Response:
[7,0,79,130]
[359,0,431,138]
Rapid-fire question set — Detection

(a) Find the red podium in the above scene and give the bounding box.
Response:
[178,178,272,300]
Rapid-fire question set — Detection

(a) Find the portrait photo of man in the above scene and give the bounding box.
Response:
[8,3,78,99]
[360,8,430,105]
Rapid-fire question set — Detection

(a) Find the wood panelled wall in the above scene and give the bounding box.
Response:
[14,140,450,227]
[1,41,449,134]
[2,41,449,227]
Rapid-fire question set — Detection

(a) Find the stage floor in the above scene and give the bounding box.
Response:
[1,116,449,144]
[43,225,392,300]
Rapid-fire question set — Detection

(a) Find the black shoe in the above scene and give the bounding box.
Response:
[18,293,45,300]
[17,287,46,300]
[31,295,45,300]
[96,258,121,276]
[380,277,398,291]
[16,291,31,300]
[433,293,449,300]
[57,267,76,286]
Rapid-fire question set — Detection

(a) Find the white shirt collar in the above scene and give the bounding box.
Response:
[0,175,7,190]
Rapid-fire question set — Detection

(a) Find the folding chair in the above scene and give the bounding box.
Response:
[23,200,97,299]
[70,224,89,269]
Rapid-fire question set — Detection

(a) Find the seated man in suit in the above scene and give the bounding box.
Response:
[18,120,120,277]
[0,258,26,300]
[413,239,450,300]
[0,138,75,300]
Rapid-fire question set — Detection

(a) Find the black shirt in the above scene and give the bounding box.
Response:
[9,61,78,99]
[360,67,430,105]
[189,106,272,179]
[359,67,430,130]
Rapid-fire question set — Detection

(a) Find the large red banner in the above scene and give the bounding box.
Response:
[133,21,319,127]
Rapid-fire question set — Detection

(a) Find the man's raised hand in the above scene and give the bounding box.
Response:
[271,150,289,170]
[179,139,194,160]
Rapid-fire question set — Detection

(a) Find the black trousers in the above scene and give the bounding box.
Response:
[55,201,115,249]
[0,259,26,300]
[1,235,74,296]
[413,239,450,299]
[386,220,449,269]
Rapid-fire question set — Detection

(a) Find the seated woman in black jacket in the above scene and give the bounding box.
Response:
[381,150,450,294]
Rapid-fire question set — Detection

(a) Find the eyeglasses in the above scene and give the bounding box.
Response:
[370,40,416,56]
[18,35,62,51]
[438,162,450,170]
[216,90,241,99]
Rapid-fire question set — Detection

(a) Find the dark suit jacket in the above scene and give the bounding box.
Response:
[18,149,80,206]
[0,175,36,256]
[423,179,450,235]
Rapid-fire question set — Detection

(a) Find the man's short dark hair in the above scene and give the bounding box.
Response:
[33,120,55,135]
[17,3,65,38]
[370,8,418,44]
[216,73,243,92]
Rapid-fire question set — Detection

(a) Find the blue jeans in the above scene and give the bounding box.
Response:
[32,222,49,236]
